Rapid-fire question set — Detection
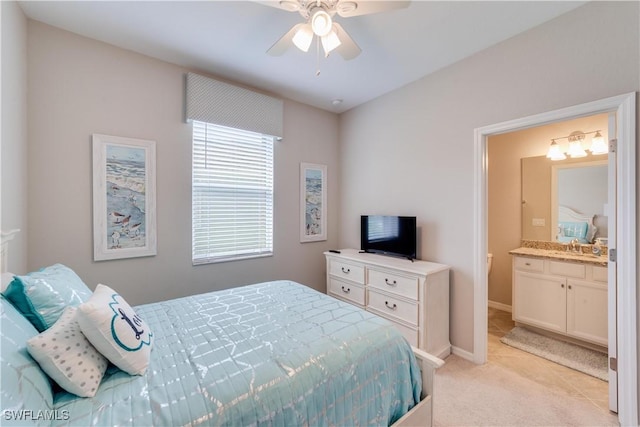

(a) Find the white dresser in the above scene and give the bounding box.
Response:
[324,249,451,358]
[511,254,608,347]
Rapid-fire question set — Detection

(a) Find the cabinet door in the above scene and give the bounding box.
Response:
[514,271,566,334]
[566,279,608,346]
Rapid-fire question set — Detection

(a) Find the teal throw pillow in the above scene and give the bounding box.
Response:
[2,264,92,332]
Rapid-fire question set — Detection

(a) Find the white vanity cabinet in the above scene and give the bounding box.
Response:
[512,255,607,346]
[325,249,451,358]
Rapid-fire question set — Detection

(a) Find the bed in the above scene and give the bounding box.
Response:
[557,205,597,244]
[0,242,443,427]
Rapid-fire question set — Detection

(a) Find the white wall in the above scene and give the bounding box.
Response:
[338,2,639,355]
[1,1,28,273]
[26,21,340,305]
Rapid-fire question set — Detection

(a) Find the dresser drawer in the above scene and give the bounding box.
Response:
[329,260,365,284]
[368,268,418,300]
[328,278,365,306]
[367,289,418,326]
[514,257,544,273]
[550,261,586,279]
[592,266,608,282]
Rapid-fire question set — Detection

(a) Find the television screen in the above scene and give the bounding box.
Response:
[360,215,417,260]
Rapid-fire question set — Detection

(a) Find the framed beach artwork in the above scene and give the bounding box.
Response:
[300,163,327,243]
[92,134,157,261]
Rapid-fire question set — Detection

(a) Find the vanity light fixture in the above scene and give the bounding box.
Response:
[545,129,607,161]
[590,131,608,155]
[546,140,566,161]
[567,131,587,158]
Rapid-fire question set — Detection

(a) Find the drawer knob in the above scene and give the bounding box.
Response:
[385,301,397,310]
[561,283,565,288]
[385,278,397,286]
[525,262,531,266]
[341,286,351,294]
[341,267,351,274]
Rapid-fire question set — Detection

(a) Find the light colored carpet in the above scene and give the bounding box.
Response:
[500,326,608,381]
[433,355,618,427]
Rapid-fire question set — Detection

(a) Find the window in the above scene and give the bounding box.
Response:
[192,121,274,264]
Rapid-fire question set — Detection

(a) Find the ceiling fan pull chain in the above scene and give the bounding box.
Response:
[315,36,321,76]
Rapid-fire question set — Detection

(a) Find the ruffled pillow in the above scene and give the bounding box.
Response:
[3,264,92,332]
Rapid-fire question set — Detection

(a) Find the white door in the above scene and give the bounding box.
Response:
[607,112,617,412]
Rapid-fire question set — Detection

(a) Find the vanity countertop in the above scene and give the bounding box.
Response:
[509,247,608,267]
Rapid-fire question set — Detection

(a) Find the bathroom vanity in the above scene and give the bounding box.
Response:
[509,246,608,347]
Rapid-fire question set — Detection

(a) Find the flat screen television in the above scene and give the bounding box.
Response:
[361,215,417,260]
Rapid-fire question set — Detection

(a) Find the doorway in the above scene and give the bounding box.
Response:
[473,92,637,426]
[486,113,610,411]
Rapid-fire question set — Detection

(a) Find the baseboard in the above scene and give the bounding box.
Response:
[488,300,512,313]
[453,302,511,364]
[451,345,474,362]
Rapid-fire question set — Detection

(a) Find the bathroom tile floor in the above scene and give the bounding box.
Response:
[488,307,613,415]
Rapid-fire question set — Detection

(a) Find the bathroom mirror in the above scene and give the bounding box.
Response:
[521,155,608,243]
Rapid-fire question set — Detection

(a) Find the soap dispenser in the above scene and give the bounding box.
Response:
[592,239,602,256]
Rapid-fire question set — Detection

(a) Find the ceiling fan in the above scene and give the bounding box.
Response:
[265,1,410,60]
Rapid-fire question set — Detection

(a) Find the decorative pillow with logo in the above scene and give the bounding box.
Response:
[76,284,153,375]
[26,306,108,397]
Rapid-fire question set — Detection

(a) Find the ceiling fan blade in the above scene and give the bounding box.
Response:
[267,23,303,56]
[255,1,302,13]
[336,0,410,18]
[332,23,361,60]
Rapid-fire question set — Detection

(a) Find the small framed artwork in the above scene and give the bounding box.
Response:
[300,162,327,243]
[92,134,157,261]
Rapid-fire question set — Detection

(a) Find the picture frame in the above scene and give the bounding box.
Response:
[92,134,157,261]
[300,162,327,243]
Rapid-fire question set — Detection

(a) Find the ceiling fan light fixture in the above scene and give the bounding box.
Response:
[321,29,341,56]
[292,23,313,52]
[311,8,333,37]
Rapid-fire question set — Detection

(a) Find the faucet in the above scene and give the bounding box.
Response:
[570,238,580,253]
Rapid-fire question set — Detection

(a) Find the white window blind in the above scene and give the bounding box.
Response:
[192,121,274,264]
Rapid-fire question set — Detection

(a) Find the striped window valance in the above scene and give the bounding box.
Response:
[185,73,283,139]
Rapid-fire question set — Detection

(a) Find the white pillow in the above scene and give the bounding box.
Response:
[26,306,107,397]
[76,284,153,375]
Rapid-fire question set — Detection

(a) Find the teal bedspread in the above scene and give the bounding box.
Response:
[52,280,422,426]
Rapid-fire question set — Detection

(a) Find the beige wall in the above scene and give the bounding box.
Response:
[1,1,28,273]
[338,2,639,354]
[487,114,608,308]
[26,21,340,305]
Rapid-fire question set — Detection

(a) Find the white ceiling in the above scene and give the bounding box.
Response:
[18,1,587,113]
